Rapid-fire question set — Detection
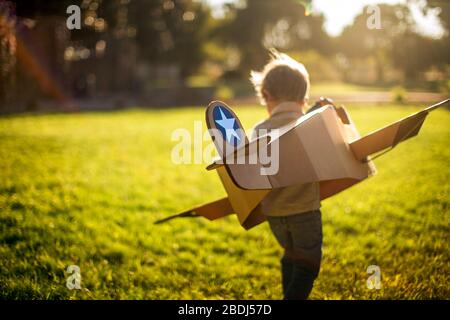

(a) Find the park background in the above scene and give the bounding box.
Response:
[0,0,449,299]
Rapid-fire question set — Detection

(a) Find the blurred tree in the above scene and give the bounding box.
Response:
[12,0,211,81]
[0,1,17,109]
[84,0,211,81]
[338,2,449,84]
[339,4,415,83]
[215,0,332,77]
[422,0,450,33]
[129,0,211,80]
[423,0,450,67]
[391,31,443,80]
[390,0,449,80]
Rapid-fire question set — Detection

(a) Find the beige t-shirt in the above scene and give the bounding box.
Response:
[251,101,321,217]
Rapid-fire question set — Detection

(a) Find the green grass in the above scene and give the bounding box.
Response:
[0,103,449,299]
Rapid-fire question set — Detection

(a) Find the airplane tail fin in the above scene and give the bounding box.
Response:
[205,101,249,162]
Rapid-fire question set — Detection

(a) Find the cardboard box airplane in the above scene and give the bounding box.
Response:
[155,99,449,230]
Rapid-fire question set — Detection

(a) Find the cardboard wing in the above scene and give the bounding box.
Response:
[156,99,448,230]
[350,99,448,160]
[154,198,234,224]
[350,109,427,160]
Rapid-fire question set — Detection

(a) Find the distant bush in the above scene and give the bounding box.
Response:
[215,85,234,101]
[391,86,406,104]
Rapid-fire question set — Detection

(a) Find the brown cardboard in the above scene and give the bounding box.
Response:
[349,111,428,160]
[216,165,268,228]
[220,105,375,190]
[348,99,449,160]
[157,99,448,230]
[154,197,234,224]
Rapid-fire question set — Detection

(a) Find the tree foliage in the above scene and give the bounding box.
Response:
[215,0,332,76]
[6,0,450,84]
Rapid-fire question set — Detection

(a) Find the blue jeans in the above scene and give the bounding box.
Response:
[266,210,322,300]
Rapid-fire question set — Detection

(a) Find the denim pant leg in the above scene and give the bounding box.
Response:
[285,210,322,299]
[280,254,294,296]
[267,210,323,300]
[267,219,293,296]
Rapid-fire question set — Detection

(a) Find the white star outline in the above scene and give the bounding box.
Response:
[214,107,241,144]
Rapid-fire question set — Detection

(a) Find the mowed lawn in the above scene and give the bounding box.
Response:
[0,103,449,299]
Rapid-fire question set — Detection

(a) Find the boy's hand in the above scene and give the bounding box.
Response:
[307,97,336,113]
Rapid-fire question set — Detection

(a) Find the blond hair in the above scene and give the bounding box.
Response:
[250,50,310,106]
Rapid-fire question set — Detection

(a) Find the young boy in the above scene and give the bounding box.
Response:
[250,51,322,300]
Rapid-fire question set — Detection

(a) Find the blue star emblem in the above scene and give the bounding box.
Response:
[214,107,241,145]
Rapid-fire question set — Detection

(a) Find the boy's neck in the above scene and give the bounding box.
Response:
[267,101,304,116]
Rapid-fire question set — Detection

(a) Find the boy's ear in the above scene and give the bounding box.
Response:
[299,98,309,112]
[262,89,271,103]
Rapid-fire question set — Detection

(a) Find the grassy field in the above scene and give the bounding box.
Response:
[0,103,449,299]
